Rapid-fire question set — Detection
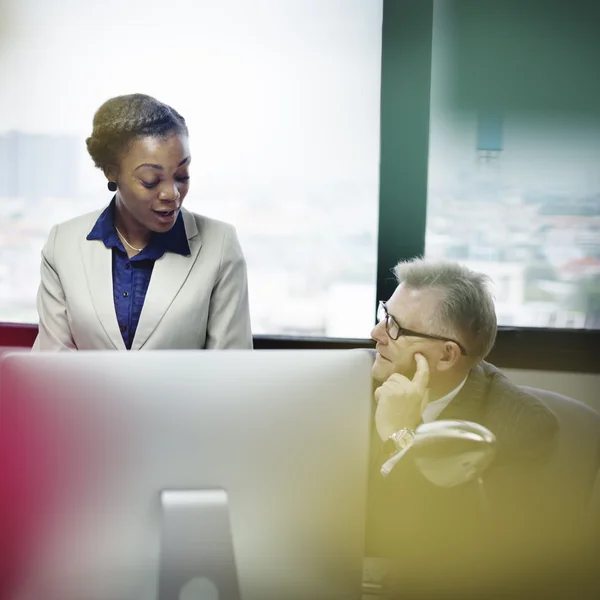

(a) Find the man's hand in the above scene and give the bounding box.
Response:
[374,353,430,441]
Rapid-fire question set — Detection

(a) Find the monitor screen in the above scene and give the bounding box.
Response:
[0,349,373,600]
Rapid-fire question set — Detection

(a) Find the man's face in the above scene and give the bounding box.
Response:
[370,283,446,382]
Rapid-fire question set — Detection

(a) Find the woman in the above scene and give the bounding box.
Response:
[32,94,252,350]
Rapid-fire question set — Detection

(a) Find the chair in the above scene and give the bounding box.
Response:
[520,387,600,599]
[523,386,600,516]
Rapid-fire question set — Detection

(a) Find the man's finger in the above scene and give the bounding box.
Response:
[420,388,430,414]
[386,373,410,385]
[374,386,383,403]
[412,353,430,392]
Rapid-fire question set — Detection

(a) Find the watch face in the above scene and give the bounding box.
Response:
[383,438,396,456]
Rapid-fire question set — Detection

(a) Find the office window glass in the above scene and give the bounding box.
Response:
[426,0,600,329]
[0,0,382,337]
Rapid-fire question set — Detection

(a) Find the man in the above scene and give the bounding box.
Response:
[366,259,586,599]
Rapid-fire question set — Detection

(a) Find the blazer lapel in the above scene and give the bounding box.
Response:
[436,363,487,423]
[131,210,203,350]
[80,236,126,350]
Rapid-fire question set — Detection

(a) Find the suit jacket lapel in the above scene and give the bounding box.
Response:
[131,210,203,350]
[436,363,487,423]
[80,236,126,350]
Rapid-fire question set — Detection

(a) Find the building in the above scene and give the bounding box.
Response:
[0,131,80,200]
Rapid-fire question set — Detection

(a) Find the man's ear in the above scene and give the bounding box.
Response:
[435,342,462,372]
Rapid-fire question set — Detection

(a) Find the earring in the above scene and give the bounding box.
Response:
[107,181,117,192]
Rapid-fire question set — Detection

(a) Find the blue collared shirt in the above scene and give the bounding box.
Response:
[86,198,190,349]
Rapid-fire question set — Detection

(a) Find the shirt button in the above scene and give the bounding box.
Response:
[120,324,127,332]
[125,263,131,270]
[123,291,129,298]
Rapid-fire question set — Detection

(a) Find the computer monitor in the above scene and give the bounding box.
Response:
[0,349,373,600]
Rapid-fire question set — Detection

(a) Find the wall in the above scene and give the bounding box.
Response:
[503,368,599,410]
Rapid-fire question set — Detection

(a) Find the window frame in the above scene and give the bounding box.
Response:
[375,0,599,375]
[1,0,598,374]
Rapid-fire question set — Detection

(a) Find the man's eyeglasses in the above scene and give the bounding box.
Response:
[377,301,468,356]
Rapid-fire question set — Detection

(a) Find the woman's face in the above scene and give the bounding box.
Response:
[111,133,191,233]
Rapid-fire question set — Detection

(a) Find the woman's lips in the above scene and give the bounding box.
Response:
[152,209,177,223]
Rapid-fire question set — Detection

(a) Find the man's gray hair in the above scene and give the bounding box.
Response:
[393,258,497,360]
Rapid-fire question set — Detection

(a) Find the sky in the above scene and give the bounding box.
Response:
[0,0,383,191]
[428,0,600,195]
[1,0,598,203]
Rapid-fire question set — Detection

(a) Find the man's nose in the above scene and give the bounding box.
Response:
[370,319,387,343]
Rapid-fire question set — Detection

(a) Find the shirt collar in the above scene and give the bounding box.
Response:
[86,197,190,258]
[421,375,469,423]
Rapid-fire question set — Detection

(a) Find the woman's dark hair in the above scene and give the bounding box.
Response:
[85,93,188,172]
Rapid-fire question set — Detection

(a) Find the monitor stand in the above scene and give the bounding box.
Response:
[158,489,241,600]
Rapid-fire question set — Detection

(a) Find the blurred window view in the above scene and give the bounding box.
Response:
[0,0,382,338]
[1,0,599,335]
[425,0,600,329]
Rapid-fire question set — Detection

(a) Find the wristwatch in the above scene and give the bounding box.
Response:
[383,427,416,457]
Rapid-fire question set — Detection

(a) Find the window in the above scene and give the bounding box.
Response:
[0,0,383,338]
[425,0,600,330]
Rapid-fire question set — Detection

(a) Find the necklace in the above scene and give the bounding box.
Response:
[115,226,144,252]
